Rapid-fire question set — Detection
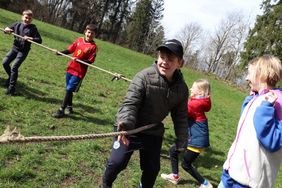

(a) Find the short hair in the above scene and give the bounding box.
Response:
[248,55,282,87]
[85,24,97,33]
[22,9,33,17]
[193,79,211,97]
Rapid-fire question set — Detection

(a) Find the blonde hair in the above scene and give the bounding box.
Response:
[193,79,211,97]
[248,55,282,87]
[22,9,33,17]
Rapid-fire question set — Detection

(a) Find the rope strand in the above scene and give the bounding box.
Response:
[0,124,157,144]
[0,28,132,82]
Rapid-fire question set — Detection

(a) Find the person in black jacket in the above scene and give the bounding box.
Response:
[2,9,42,95]
[102,39,189,188]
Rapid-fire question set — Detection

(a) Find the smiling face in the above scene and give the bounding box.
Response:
[84,29,95,42]
[22,14,32,25]
[157,49,183,81]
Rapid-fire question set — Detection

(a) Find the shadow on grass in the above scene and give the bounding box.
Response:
[195,147,223,184]
[19,82,97,110]
[0,78,113,125]
[66,111,113,126]
[161,133,224,187]
[177,179,198,186]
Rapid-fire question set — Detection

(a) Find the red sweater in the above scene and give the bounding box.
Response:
[66,37,97,79]
[188,96,211,122]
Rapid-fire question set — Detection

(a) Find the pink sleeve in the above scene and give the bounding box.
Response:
[273,90,282,121]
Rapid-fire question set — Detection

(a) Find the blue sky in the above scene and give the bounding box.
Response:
[161,0,263,38]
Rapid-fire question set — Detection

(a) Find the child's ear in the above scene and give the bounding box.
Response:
[179,59,184,68]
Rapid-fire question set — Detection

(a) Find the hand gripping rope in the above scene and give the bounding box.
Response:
[0,28,132,82]
[0,124,157,144]
[0,28,141,145]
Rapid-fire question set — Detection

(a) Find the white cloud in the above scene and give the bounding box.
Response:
[161,0,263,38]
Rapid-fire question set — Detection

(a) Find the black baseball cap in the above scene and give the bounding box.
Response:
[157,39,183,59]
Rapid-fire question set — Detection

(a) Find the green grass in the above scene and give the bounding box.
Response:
[0,8,281,187]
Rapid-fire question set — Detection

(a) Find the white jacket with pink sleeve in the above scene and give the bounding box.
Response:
[223,89,282,188]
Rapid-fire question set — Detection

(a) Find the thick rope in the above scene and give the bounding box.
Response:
[0,124,157,144]
[0,28,132,82]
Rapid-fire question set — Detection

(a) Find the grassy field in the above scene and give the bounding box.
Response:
[0,8,281,188]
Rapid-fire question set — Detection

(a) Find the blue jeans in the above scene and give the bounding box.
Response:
[65,73,81,92]
[3,48,29,88]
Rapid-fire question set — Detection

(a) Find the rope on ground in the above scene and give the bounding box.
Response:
[0,124,156,144]
[0,28,132,82]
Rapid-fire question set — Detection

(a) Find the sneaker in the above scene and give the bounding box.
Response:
[52,109,65,118]
[199,180,213,188]
[65,106,74,114]
[160,173,180,185]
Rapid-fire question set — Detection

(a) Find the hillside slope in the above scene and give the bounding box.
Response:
[0,8,281,188]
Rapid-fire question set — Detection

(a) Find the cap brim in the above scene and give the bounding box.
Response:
[156,46,182,59]
[156,45,174,52]
[156,45,166,50]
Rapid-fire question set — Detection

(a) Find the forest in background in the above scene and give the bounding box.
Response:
[0,0,281,87]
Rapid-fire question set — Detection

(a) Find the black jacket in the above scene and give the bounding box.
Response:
[115,62,189,149]
[9,22,42,52]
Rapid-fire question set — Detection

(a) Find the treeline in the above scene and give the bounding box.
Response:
[0,0,165,55]
[175,0,281,86]
[1,0,281,86]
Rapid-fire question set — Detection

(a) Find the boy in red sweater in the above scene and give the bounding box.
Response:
[52,24,97,118]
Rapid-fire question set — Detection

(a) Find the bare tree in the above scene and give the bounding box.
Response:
[202,11,249,80]
[37,0,67,23]
[176,22,203,68]
[223,14,249,80]
[96,0,112,36]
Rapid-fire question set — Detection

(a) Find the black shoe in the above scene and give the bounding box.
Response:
[52,109,65,118]
[65,106,74,115]
[5,87,15,96]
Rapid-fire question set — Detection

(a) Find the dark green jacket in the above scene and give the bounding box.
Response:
[115,62,189,149]
[9,22,42,52]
